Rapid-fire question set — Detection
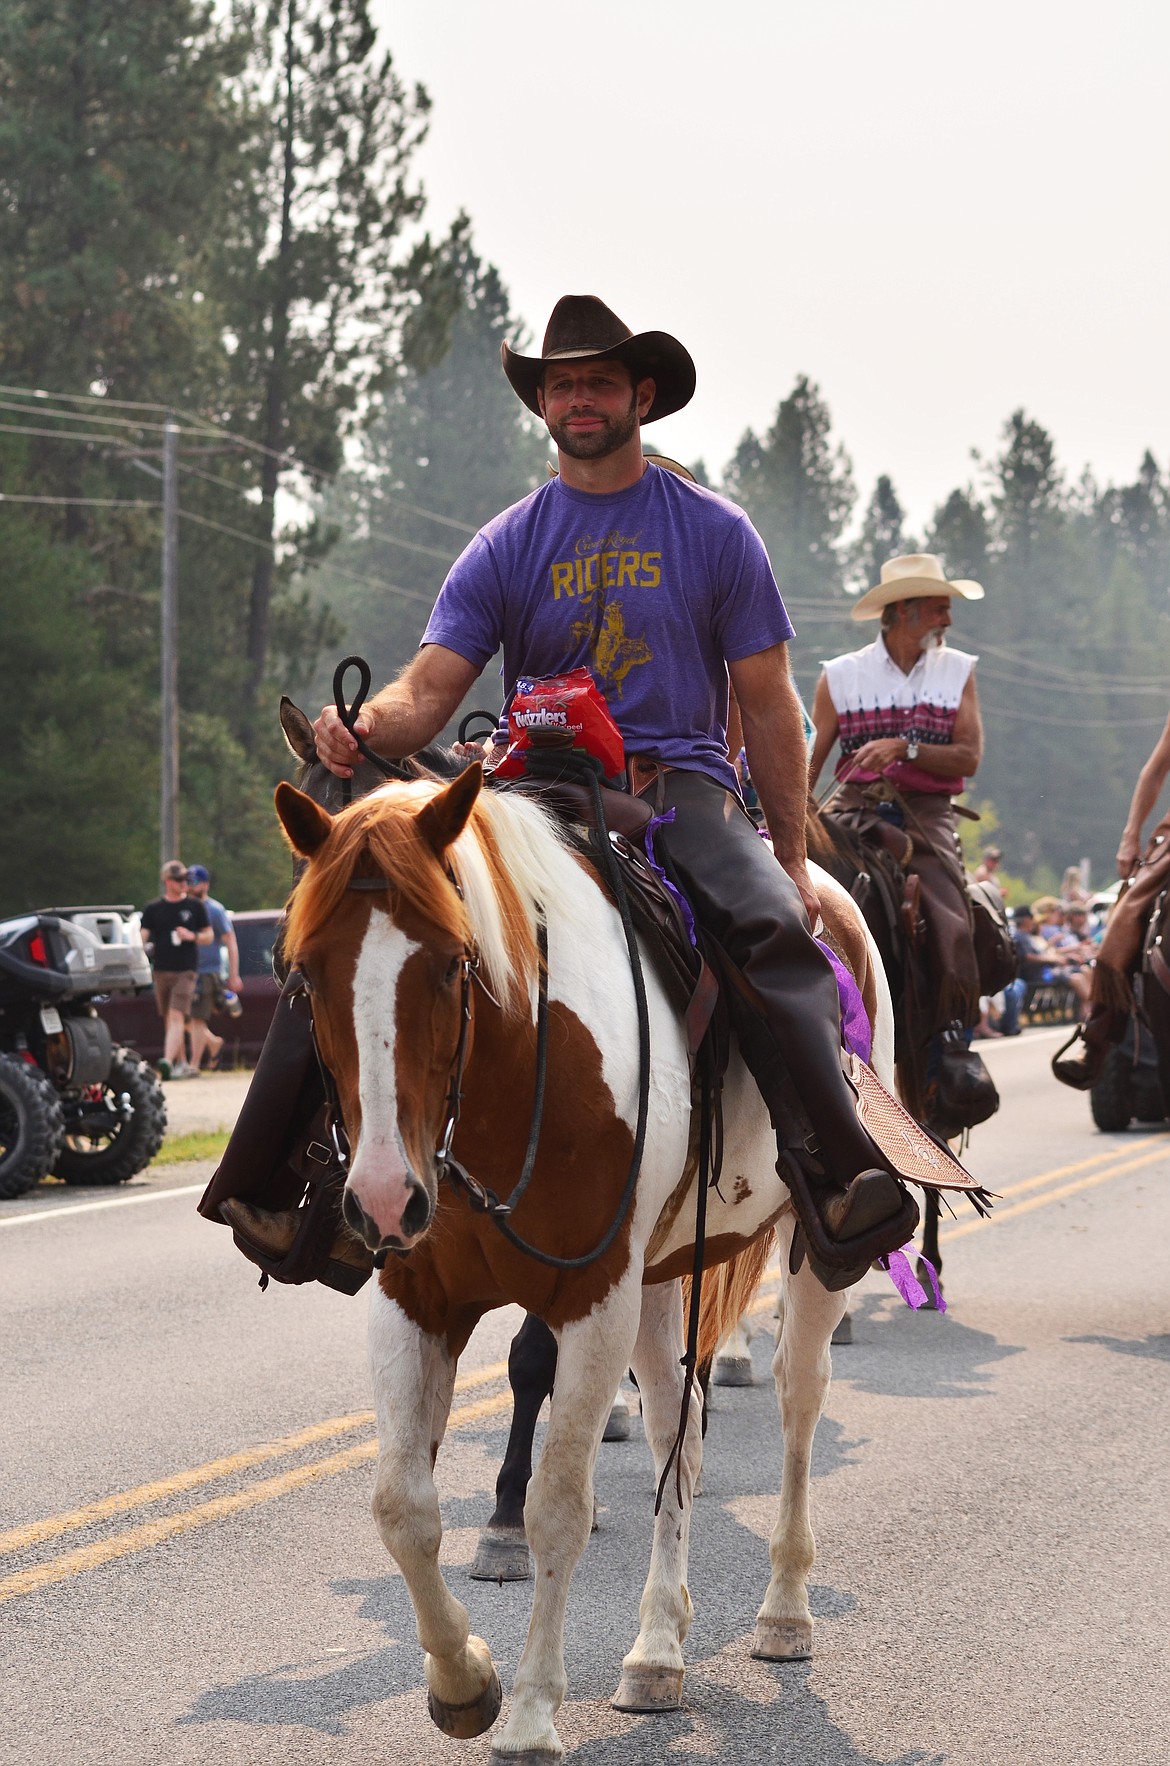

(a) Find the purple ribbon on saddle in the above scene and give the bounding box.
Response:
[879,1244,946,1312]
[814,937,872,1064]
[643,809,698,948]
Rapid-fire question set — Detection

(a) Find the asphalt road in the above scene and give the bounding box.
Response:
[3,1029,1169,1766]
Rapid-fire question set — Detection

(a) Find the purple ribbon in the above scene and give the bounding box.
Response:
[879,1243,946,1312]
[815,938,872,1062]
[644,808,697,947]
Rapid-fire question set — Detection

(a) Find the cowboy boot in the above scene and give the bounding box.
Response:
[1051,1008,1126,1092]
[780,1145,920,1292]
[217,1197,373,1275]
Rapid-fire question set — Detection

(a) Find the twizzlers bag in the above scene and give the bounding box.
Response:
[492,667,625,781]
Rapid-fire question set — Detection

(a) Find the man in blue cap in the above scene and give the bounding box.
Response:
[185,865,242,1071]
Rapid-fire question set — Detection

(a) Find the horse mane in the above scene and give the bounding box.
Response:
[283,780,570,1018]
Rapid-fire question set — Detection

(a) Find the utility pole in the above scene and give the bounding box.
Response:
[160,417,180,864]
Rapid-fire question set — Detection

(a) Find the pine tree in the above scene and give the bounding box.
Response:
[210,0,443,737]
[721,374,855,689]
[307,230,546,707]
[849,474,914,592]
[925,487,992,582]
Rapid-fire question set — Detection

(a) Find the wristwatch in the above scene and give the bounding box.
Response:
[904,738,919,762]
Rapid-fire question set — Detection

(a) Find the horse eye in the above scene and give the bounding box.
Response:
[444,956,461,987]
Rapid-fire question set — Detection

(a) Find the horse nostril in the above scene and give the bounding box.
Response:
[401,1177,433,1240]
[342,1186,376,1245]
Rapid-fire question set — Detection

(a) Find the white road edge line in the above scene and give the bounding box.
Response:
[0,1183,205,1229]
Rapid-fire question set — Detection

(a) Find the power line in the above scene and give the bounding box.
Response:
[0,395,173,435]
[360,525,457,563]
[978,663,1167,698]
[977,637,1166,690]
[373,491,477,536]
[0,379,489,541]
[980,700,1166,729]
[0,491,158,508]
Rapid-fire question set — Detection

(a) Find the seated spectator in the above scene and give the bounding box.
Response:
[1032,896,1066,942]
[1060,864,1092,908]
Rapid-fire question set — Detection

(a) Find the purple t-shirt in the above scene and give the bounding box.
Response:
[422,464,794,793]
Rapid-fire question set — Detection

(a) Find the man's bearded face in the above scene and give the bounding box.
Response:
[539,361,645,460]
[906,597,952,649]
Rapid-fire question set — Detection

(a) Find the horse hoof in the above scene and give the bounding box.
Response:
[612,1664,684,1711]
[711,1352,753,1386]
[469,1526,532,1582]
[752,1615,812,1660]
[488,1750,561,1764]
[831,1312,853,1346]
[603,1394,631,1440]
[427,1666,503,1738]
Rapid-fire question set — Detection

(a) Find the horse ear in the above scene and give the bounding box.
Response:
[279,696,317,762]
[274,781,333,856]
[416,762,483,854]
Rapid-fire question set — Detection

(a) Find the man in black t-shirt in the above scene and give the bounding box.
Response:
[140,860,212,1078]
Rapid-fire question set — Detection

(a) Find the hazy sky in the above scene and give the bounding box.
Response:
[374,0,1169,534]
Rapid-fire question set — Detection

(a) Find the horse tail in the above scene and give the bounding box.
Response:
[805,797,837,864]
[685,1228,776,1371]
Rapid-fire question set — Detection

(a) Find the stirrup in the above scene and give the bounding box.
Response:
[1050,1023,1100,1092]
[779,1150,919,1282]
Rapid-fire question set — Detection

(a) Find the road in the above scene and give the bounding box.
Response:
[3,1030,1169,1766]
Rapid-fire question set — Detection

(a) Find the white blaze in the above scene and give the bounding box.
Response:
[346,912,423,1237]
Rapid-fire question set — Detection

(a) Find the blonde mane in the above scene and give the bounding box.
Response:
[282,780,576,1017]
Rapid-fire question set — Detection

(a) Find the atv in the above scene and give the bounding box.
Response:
[0,907,166,1199]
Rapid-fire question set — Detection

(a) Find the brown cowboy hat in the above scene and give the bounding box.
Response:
[501,295,696,425]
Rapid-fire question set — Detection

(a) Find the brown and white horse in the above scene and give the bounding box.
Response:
[275,763,894,1763]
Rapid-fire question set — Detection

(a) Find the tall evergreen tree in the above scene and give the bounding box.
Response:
[307,228,546,705]
[210,0,444,738]
[849,473,913,592]
[721,374,855,689]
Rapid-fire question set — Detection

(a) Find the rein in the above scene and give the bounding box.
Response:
[430,762,655,1272]
[332,656,415,804]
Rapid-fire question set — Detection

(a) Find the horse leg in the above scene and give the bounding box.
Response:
[471,1315,557,1582]
[490,1276,643,1763]
[919,1188,943,1301]
[711,1309,755,1385]
[368,1287,502,1740]
[753,1216,849,1661]
[613,1278,702,1713]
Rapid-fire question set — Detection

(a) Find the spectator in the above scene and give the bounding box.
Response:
[139,861,212,1079]
[184,864,242,1071]
[1060,864,1091,907]
[974,845,1006,896]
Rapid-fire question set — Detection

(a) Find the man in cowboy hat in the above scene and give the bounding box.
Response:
[1053,706,1170,1089]
[810,554,987,1056]
[304,296,976,1288]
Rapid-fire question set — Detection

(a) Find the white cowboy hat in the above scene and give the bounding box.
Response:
[850,553,984,622]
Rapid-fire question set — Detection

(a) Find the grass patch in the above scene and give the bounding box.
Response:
[154,1129,230,1165]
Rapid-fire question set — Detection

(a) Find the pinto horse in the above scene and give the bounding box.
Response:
[274,763,895,1762]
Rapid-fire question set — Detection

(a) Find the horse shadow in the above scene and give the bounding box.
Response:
[1065,1332,1170,1362]
[177,1644,403,1736]
[828,1290,1023,1401]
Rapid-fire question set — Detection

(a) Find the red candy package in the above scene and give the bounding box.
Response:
[493,668,625,781]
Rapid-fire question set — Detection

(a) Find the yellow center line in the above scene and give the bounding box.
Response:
[989,1136,1160,1202]
[0,1354,510,1558]
[0,1388,514,1605]
[944,1144,1169,1241]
